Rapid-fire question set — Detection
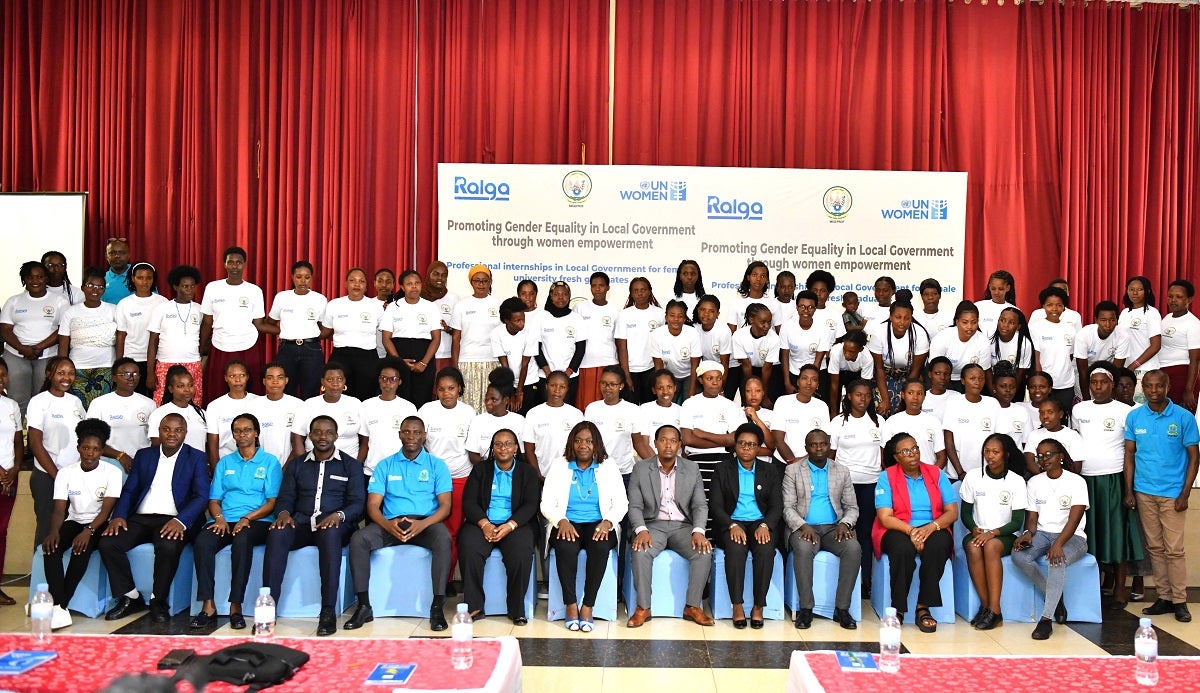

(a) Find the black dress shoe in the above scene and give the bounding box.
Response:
[1143,598,1174,615]
[150,600,171,623]
[794,608,813,629]
[430,604,449,632]
[750,618,764,629]
[105,596,147,621]
[832,607,858,630]
[975,610,1002,630]
[343,604,374,630]
[316,611,337,636]
[189,611,216,629]
[733,617,748,629]
[511,616,528,626]
[1031,618,1053,640]
[1054,600,1068,625]
[1174,603,1192,623]
[228,612,246,630]
[970,605,989,628]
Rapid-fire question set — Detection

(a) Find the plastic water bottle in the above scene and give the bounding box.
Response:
[879,607,902,673]
[30,583,52,643]
[451,603,474,670]
[1135,617,1158,686]
[253,587,276,640]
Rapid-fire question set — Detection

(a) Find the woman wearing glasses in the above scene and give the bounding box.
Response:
[57,268,117,407]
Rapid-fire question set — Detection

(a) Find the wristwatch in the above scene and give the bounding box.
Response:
[841,522,854,530]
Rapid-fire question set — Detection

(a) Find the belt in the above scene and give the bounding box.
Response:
[286,337,319,346]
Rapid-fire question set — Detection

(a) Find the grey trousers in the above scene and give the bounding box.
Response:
[349,521,451,597]
[1012,530,1088,620]
[8,354,50,417]
[789,524,862,611]
[630,520,712,610]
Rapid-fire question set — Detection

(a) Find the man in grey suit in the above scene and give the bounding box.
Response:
[784,429,860,630]
[626,425,714,627]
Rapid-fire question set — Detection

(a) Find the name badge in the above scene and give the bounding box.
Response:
[330,475,348,482]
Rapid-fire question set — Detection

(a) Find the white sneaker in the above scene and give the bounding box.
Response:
[50,605,72,630]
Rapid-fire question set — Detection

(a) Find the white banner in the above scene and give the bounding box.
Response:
[437,164,967,320]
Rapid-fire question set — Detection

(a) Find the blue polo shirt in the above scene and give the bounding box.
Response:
[805,460,837,526]
[368,449,452,518]
[102,268,132,305]
[209,447,283,523]
[486,462,515,524]
[731,462,763,522]
[566,462,602,523]
[875,468,957,526]
[1126,401,1200,498]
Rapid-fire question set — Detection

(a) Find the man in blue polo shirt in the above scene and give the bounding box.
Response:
[344,415,452,632]
[1124,370,1200,623]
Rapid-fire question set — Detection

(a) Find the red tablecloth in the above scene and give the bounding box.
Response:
[788,650,1199,693]
[0,634,522,693]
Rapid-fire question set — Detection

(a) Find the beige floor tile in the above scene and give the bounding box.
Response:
[980,622,1107,656]
[712,667,789,692]
[602,667,716,693]
[616,615,709,640]
[524,666,604,693]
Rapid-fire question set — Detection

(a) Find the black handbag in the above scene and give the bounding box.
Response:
[182,642,310,691]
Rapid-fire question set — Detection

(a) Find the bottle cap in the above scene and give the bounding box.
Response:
[1140,617,1152,628]
[885,607,896,617]
[457,603,469,612]
[259,587,271,596]
[36,583,48,592]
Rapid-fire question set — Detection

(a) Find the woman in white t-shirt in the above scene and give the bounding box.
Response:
[421,261,458,370]
[357,360,418,477]
[418,367,476,584]
[373,268,396,357]
[739,376,776,462]
[87,357,155,472]
[959,432,1028,630]
[537,282,587,406]
[693,295,732,380]
[990,306,1034,397]
[451,265,502,413]
[264,261,328,400]
[780,291,830,396]
[522,371,583,479]
[381,270,442,408]
[1030,287,1078,416]
[146,265,204,406]
[632,370,682,459]
[974,270,1016,339]
[1,262,69,417]
[319,268,384,402]
[922,357,954,423]
[727,262,770,334]
[492,297,537,414]
[114,262,168,398]
[574,272,621,411]
[827,378,882,596]
[1160,279,1200,408]
[1119,276,1162,399]
[0,359,23,605]
[27,356,85,546]
[991,361,1036,450]
[916,278,954,337]
[672,260,707,316]
[827,330,872,417]
[291,363,363,460]
[57,268,118,408]
[465,367,524,465]
[929,300,993,390]
[1023,398,1084,477]
[869,301,929,416]
[148,365,208,453]
[649,300,701,401]
[943,363,1002,480]
[583,366,642,477]
[879,379,945,469]
[615,277,665,405]
[205,360,260,467]
[730,302,780,401]
[772,364,831,464]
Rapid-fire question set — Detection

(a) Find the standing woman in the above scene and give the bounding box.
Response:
[943,363,1002,480]
[320,268,384,401]
[147,365,208,452]
[916,278,954,336]
[870,301,929,415]
[828,379,882,598]
[357,361,418,477]
[672,260,707,315]
[381,270,441,407]
[879,379,946,470]
[974,270,1016,339]
[649,300,702,401]
[1030,287,1078,416]
[465,368,525,465]
[739,376,776,462]
[1021,371,1054,422]
[41,251,81,305]
[574,272,621,410]
[991,306,1034,398]
[692,295,732,382]
[1,261,69,416]
[1023,398,1085,476]
[779,291,830,395]
[827,331,872,416]
[728,262,770,333]
[929,300,993,392]
[114,262,168,396]
[417,367,477,587]
[1158,280,1200,410]
[87,357,155,472]
[730,303,780,401]
[541,421,628,632]
[27,357,85,546]
[450,265,502,413]
[615,277,665,404]
[521,371,583,480]
[632,370,682,459]
[536,282,587,406]
[710,423,782,629]
[146,265,203,406]
[57,267,118,407]
[264,261,328,400]
[992,361,1036,451]
[205,361,259,468]
[491,297,536,413]
[0,358,22,605]
[922,357,955,423]
[1118,276,1161,401]
[292,363,363,460]
[583,366,641,482]
[421,262,458,374]
[372,269,396,358]
[770,271,798,328]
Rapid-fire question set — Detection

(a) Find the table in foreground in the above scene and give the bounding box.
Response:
[0,633,521,692]
[789,650,1200,693]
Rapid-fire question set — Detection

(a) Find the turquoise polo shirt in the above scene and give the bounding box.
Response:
[487,463,515,524]
[565,462,602,523]
[805,460,838,526]
[731,462,763,522]
[102,268,132,305]
[209,447,283,523]
[368,449,452,518]
[1126,401,1200,498]
[875,469,957,526]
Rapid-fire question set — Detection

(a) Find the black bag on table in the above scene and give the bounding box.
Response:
[180,642,310,691]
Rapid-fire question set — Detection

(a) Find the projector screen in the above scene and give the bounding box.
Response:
[0,193,87,301]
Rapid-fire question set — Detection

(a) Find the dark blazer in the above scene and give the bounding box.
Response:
[276,450,366,525]
[112,443,211,529]
[462,459,542,528]
[709,456,783,532]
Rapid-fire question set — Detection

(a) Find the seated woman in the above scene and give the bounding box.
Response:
[42,418,123,629]
[873,433,959,633]
[1013,438,1089,640]
[191,413,282,630]
[459,429,541,625]
[540,421,628,633]
[710,423,783,629]
[959,433,1028,630]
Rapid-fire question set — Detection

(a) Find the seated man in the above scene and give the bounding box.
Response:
[99,413,210,622]
[344,416,452,631]
[626,425,714,627]
[783,429,860,630]
[264,415,365,636]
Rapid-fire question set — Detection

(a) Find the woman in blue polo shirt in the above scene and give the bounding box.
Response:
[191,413,282,630]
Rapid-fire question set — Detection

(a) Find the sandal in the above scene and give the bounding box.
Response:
[915,606,937,633]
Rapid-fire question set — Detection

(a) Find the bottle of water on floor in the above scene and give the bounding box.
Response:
[254,587,276,641]
[879,607,902,674]
[30,583,52,643]
[451,603,474,670]
[1134,617,1158,686]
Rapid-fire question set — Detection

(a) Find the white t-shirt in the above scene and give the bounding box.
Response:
[522,403,583,476]
[958,469,1027,532]
[115,294,169,361]
[915,309,955,337]
[206,393,261,458]
[729,295,771,330]
[648,325,702,379]
[922,391,952,423]
[574,300,620,368]
[53,462,123,524]
[827,343,874,379]
[293,395,363,458]
[58,302,117,369]
[1030,320,1077,389]
[1024,427,1085,466]
[827,412,882,484]
[994,334,1035,370]
[779,321,831,374]
[87,391,155,460]
[680,393,743,457]
[268,290,327,340]
[0,397,19,470]
[465,411,526,458]
[584,399,640,474]
[148,401,207,452]
[147,301,202,362]
[771,297,798,327]
[696,323,734,364]
[1070,399,1132,476]
[615,305,666,373]
[200,280,265,352]
[811,307,848,345]
[417,400,475,478]
[450,296,502,362]
[430,291,459,359]
[321,296,383,351]
[382,298,441,340]
[251,394,305,466]
[857,303,890,325]
[539,312,585,376]
[1073,325,1131,366]
[1027,470,1089,538]
[974,300,1013,339]
[1029,307,1083,333]
[491,324,539,386]
[0,291,69,358]
[943,394,1003,478]
[357,396,419,473]
[1118,307,1162,370]
[773,395,830,461]
[1158,311,1200,368]
[26,391,85,471]
[880,411,945,466]
[995,404,1036,449]
[869,325,930,371]
[731,327,781,368]
[635,402,683,455]
[929,329,993,380]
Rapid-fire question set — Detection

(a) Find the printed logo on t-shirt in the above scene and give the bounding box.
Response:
[757,347,769,360]
[440,303,452,315]
[680,346,691,358]
[488,307,499,318]
[95,486,107,500]
[1168,424,1180,437]
[1012,420,1024,433]
[1063,334,1074,346]
[391,415,404,430]
[565,326,576,338]
[869,429,880,442]
[137,412,148,424]
[286,413,295,426]
[457,424,469,439]
[808,343,818,355]
[254,466,267,479]
[1164,327,1176,337]
[345,414,357,425]
[1104,418,1116,432]
[969,355,980,364]
[238,296,250,308]
[190,314,200,325]
[998,490,1011,505]
[306,308,317,320]
[825,318,836,330]
[418,469,430,482]
[360,312,372,323]
[1058,494,1071,510]
[711,344,721,357]
[42,306,55,318]
[1131,318,1143,329]
[614,419,627,432]
[602,316,612,327]
[981,418,992,432]
[925,428,935,443]
[417,314,428,326]
[812,417,823,429]
[562,419,573,430]
[1006,355,1017,364]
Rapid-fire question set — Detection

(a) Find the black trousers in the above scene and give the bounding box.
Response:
[262,521,354,611]
[853,483,877,594]
[880,527,952,612]
[714,520,776,607]
[44,520,103,606]
[276,339,324,399]
[391,337,435,407]
[458,523,535,618]
[621,369,656,405]
[98,513,203,601]
[330,346,380,401]
[193,521,271,606]
[549,521,616,607]
[30,472,54,549]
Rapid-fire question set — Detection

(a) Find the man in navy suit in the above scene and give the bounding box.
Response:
[99,413,211,622]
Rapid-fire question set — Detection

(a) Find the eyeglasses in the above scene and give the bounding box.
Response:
[378,376,400,383]
[493,441,518,449]
[735,440,759,449]
[107,237,128,243]
[896,446,921,457]
[83,283,105,290]
[1033,451,1061,462]
[115,371,140,378]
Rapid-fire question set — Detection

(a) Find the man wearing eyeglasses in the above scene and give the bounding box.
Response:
[101,238,133,305]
